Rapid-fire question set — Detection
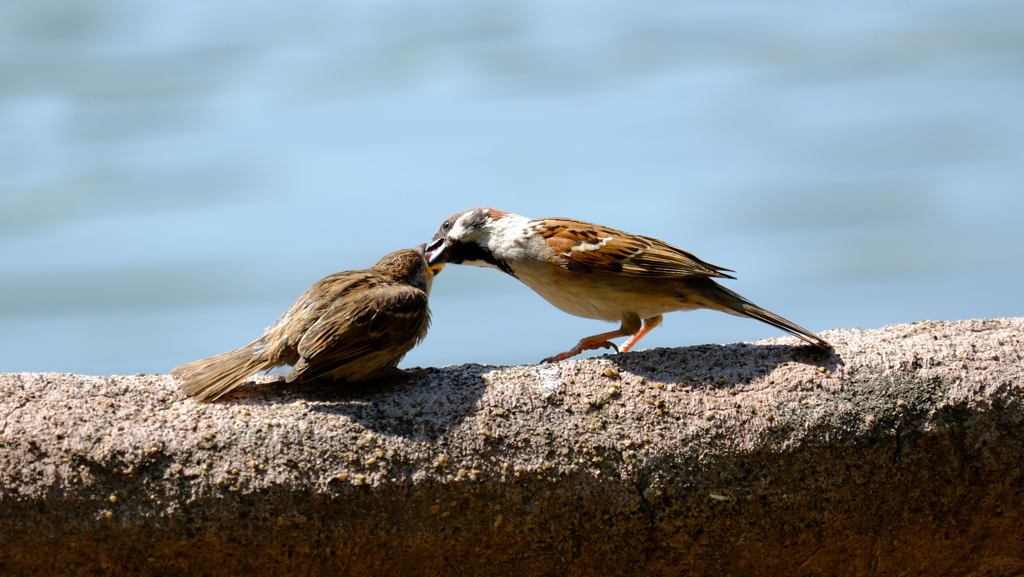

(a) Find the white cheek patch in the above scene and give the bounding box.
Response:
[449,222,469,240]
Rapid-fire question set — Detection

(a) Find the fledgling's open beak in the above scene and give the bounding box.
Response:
[415,242,444,276]
[424,238,447,276]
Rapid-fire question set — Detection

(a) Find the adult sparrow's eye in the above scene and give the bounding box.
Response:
[442,219,453,231]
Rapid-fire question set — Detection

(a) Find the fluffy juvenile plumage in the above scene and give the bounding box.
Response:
[171,246,442,401]
[425,208,829,362]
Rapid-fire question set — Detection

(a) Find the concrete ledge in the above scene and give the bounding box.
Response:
[2,318,1023,576]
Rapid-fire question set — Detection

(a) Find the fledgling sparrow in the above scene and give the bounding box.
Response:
[171,245,443,402]
[425,208,830,363]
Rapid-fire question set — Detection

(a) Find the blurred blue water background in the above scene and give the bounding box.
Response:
[2,0,1022,376]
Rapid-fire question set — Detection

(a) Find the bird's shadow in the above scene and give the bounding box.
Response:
[214,364,494,442]
[605,342,842,390]
[201,342,839,439]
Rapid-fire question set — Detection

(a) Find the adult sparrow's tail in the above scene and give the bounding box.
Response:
[698,279,831,351]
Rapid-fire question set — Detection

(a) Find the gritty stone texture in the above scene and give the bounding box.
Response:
[1,318,1023,576]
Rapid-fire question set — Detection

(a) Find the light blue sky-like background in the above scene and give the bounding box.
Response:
[2,0,1022,376]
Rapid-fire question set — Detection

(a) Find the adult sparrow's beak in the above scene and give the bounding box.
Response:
[424,238,447,275]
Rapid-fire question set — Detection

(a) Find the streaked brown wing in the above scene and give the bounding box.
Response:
[536,218,736,279]
[288,283,430,382]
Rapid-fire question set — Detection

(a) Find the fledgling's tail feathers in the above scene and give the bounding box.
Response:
[710,284,831,351]
[170,341,277,402]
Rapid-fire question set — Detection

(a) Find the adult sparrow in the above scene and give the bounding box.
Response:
[425,208,829,363]
[171,245,442,401]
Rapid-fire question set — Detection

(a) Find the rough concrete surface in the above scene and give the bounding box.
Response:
[1,318,1023,576]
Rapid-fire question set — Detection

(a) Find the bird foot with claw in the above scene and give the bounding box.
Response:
[541,340,619,364]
